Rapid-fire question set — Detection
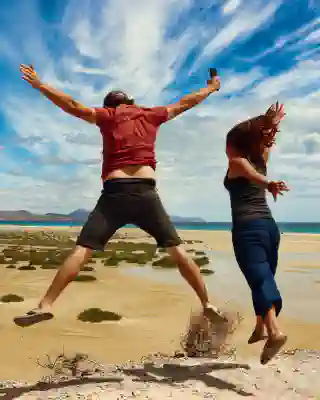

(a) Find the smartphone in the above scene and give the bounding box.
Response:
[209,67,220,91]
[209,67,218,77]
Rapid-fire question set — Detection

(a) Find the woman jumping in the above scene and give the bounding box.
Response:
[224,102,289,364]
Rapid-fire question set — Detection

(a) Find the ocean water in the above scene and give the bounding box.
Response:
[0,220,320,234]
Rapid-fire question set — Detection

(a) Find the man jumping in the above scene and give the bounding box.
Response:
[14,64,225,328]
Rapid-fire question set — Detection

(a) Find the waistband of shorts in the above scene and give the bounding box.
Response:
[102,178,156,193]
[232,217,276,232]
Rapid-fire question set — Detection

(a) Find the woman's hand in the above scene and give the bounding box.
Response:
[267,180,290,201]
[262,102,285,147]
[265,101,285,126]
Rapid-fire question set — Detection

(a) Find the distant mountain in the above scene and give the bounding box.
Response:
[0,209,206,224]
[0,210,38,220]
[0,210,71,221]
[67,209,90,221]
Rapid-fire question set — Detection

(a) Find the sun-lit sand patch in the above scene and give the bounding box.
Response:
[285,262,320,270]
[285,269,314,274]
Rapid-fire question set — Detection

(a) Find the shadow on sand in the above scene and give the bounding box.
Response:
[0,360,253,399]
[121,360,253,397]
[0,376,123,400]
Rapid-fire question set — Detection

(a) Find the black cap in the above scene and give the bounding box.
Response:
[103,90,135,108]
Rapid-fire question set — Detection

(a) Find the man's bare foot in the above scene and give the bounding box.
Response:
[14,307,54,327]
[203,304,228,324]
[260,334,288,365]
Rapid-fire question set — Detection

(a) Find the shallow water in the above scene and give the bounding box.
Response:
[124,249,320,324]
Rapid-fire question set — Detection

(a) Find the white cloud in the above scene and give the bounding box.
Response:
[62,0,195,105]
[190,0,282,73]
[223,0,242,14]
[239,17,320,63]
[295,47,320,61]
[302,132,320,154]
[304,28,320,43]
[251,59,320,99]
[0,0,319,222]
[220,68,263,94]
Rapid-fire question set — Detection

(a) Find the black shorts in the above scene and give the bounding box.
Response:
[76,178,182,251]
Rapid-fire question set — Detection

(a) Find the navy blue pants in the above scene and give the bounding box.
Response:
[232,218,282,318]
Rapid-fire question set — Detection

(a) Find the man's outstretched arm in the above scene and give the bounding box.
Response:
[166,75,220,120]
[20,64,96,124]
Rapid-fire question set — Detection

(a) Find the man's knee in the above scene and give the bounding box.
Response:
[166,245,188,264]
[64,246,93,279]
[70,245,93,264]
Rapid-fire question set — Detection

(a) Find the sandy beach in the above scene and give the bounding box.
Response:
[0,227,319,398]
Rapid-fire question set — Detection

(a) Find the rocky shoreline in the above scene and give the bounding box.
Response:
[0,350,318,399]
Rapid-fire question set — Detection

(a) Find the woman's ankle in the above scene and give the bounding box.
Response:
[255,318,264,331]
[254,325,265,334]
[269,330,285,340]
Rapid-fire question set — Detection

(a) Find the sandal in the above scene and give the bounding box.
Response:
[248,330,267,344]
[14,309,54,327]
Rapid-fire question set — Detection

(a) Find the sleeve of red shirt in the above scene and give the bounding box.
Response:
[94,107,115,127]
[149,106,169,126]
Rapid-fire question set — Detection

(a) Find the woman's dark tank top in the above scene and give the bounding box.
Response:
[224,159,273,223]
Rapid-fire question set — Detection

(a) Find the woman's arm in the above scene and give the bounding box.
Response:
[229,156,269,187]
[263,147,271,163]
[227,150,290,200]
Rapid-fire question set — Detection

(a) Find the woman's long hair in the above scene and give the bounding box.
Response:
[226,115,276,164]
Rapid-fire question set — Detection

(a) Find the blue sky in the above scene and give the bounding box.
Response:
[0,0,319,221]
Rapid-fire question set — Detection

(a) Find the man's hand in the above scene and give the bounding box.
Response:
[207,75,221,92]
[20,64,42,89]
[19,63,96,124]
[267,180,290,201]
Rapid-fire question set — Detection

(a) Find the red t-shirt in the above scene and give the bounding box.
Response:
[94,104,169,179]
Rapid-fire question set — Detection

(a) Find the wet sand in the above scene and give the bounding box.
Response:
[0,226,319,382]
